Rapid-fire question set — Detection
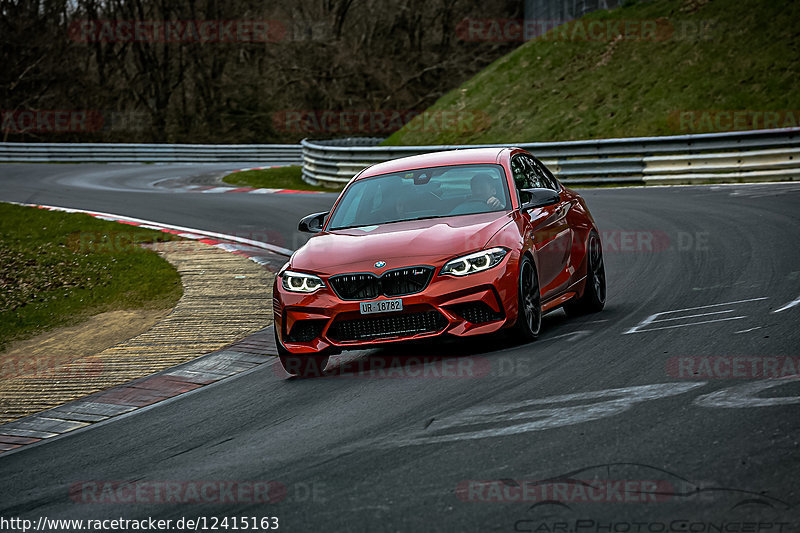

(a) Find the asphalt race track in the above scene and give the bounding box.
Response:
[1,163,799,532]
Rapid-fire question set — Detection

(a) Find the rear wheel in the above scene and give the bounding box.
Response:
[275,325,329,377]
[513,255,542,341]
[565,231,606,316]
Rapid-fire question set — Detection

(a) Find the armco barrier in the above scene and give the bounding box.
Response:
[301,128,800,187]
[3,130,798,186]
[0,143,303,163]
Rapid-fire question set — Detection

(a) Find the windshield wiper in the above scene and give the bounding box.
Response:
[328,224,370,231]
[401,214,453,222]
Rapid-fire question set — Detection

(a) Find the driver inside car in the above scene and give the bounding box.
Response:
[379,180,410,223]
[471,173,503,209]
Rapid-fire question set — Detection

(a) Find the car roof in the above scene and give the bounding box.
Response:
[357,147,516,180]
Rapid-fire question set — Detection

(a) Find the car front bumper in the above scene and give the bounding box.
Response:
[273,255,521,354]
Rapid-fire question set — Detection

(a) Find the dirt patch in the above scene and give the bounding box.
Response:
[0,309,171,380]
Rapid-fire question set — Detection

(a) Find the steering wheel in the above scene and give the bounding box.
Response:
[449,200,491,215]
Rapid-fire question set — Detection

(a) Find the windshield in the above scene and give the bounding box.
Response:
[327,164,511,230]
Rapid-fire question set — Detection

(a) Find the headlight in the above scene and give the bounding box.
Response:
[441,247,508,276]
[281,271,325,293]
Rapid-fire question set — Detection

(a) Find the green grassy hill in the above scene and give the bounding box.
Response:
[384,0,800,145]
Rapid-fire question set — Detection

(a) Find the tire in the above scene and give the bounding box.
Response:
[512,255,542,341]
[275,325,329,378]
[564,231,606,316]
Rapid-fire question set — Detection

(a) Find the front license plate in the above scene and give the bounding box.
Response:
[360,299,403,315]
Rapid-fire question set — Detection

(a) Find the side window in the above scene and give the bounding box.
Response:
[512,154,560,204]
[523,156,545,189]
[511,155,531,204]
[531,158,559,190]
[511,156,528,190]
[515,155,548,188]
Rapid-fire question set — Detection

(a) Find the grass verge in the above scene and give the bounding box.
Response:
[385,0,799,145]
[0,203,183,350]
[222,165,342,192]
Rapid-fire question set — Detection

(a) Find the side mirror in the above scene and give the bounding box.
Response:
[298,211,329,233]
[521,188,560,210]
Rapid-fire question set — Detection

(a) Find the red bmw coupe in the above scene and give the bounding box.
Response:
[274,147,605,376]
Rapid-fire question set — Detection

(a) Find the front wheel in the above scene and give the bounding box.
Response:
[512,255,542,341]
[275,325,329,377]
[564,231,606,316]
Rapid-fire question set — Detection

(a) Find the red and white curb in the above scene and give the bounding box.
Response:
[11,203,294,262]
[229,165,280,173]
[158,166,330,194]
[0,202,290,455]
[180,185,326,194]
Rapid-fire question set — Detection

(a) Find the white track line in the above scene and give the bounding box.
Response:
[623,297,769,334]
[773,295,800,313]
[734,327,763,334]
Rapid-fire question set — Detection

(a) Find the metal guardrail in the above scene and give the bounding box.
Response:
[301,128,800,187]
[0,143,303,163]
[4,129,798,186]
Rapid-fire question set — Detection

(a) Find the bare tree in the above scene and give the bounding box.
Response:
[1,0,521,142]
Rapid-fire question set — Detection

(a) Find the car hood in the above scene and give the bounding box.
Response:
[290,212,514,274]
